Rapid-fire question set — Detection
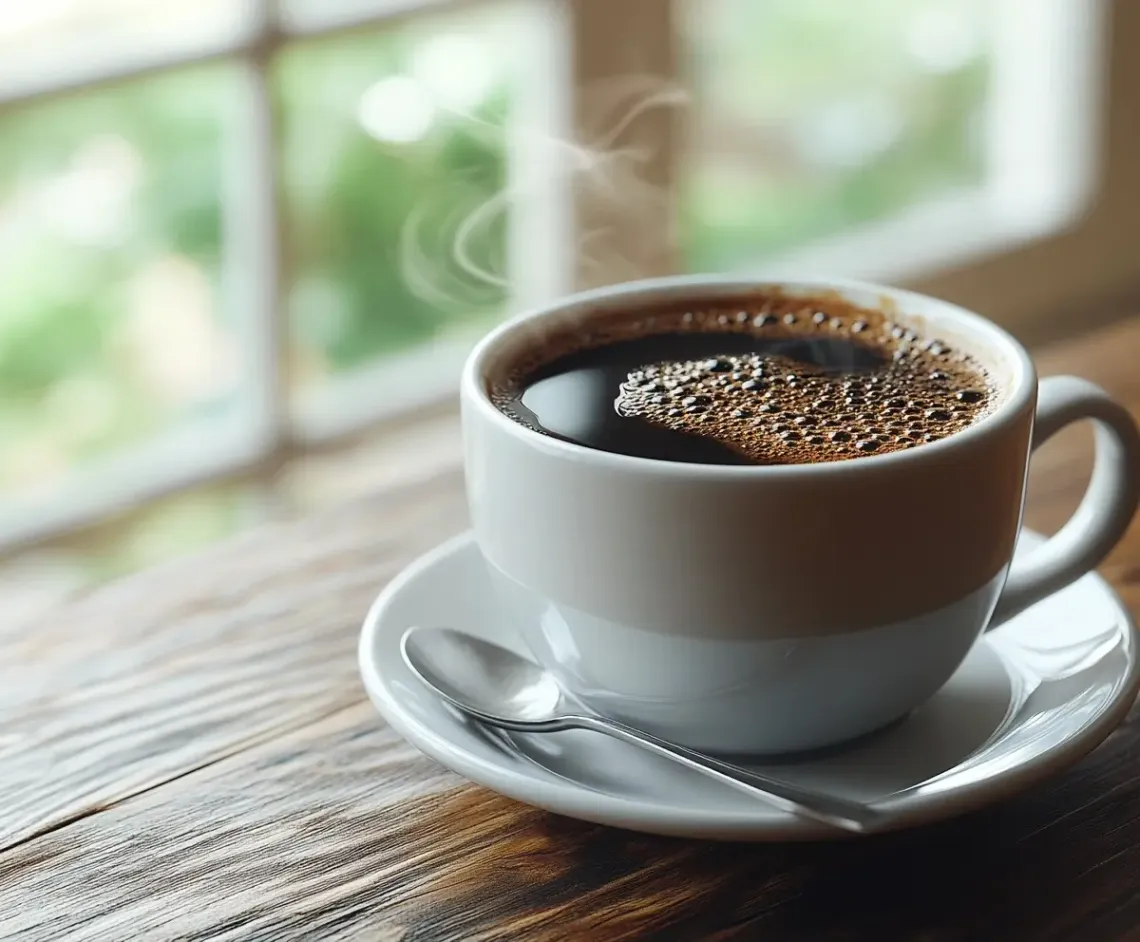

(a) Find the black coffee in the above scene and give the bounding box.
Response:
[491,293,995,466]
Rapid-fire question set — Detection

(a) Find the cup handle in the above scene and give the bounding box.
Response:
[988,375,1140,630]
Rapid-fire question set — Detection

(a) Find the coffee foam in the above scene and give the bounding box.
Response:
[491,292,997,465]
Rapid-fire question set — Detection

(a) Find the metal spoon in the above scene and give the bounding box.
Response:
[400,625,885,834]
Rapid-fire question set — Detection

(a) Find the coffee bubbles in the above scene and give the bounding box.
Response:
[491,293,995,466]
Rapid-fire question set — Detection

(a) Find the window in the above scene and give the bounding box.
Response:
[681,0,1099,282]
[0,0,1113,581]
[0,0,544,561]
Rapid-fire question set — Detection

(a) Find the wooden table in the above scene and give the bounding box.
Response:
[4,320,1140,942]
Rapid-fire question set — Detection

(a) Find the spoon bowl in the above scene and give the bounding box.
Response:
[400,625,886,834]
[402,627,566,727]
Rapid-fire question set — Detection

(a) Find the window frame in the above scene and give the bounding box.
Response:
[0,0,550,552]
[734,0,1105,297]
[0,0,1118,556]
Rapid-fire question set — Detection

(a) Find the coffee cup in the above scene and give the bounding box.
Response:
[460,275,1140,754]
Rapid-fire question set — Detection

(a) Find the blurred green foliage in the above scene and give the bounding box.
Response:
[278,29,510,372]
[0,67,228,475]
[0,0,988,576]
[682,0,988,270]
[0,26,512,502]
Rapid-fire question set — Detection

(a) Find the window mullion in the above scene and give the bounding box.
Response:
[230,4,291,467]
[565,0,682,292]
[503,0,574,308]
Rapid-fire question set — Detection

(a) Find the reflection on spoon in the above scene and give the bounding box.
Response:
[400,625,886,834]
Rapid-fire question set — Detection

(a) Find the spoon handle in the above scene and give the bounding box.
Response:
[567,713,884,834]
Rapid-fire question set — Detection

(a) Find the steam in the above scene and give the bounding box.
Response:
[400,181,511,309]
[399,75,690,314]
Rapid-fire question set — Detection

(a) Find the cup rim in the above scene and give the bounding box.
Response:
[461,274,1037,478]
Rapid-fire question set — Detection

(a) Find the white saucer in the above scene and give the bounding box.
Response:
[359,530,1140,841]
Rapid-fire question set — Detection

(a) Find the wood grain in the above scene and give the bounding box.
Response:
[6,705,1140,941]
[2,321,1140,941]
[0,472,467,852]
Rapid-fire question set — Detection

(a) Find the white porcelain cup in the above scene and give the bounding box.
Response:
[461,276,1140,754]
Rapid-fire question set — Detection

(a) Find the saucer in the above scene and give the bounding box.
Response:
[359,530,1140,841]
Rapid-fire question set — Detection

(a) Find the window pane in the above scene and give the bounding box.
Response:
[0,67,244,504]
[277,7,520,396]
[0,0,250,94]
[682,0,991,271]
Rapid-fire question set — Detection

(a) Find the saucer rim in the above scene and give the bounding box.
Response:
[359,530,1140,841]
